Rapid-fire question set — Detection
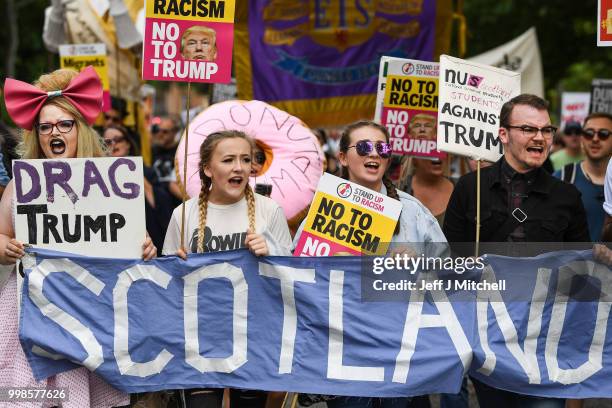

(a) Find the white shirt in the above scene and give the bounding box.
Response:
[163,193,292,256]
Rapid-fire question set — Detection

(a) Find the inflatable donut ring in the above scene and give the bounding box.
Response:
[175,100,324,231]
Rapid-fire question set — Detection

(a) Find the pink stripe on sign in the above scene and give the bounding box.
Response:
[294,232,361,257]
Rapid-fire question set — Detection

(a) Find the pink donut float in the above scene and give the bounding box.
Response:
[175,100,324,230]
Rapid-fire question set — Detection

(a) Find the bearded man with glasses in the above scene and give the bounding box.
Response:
[443,94,590,407]
[554,113,612,241]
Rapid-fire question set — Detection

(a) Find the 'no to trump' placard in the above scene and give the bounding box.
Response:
[142,0,235,83]
[375,57,445,159]
[59,44,111,111]
[437,55,521,162]
[294,174,402,256]
[13,157,146,258]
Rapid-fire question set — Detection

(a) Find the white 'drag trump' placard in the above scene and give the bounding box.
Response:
[437,55,521,162]
[12,157,145,258]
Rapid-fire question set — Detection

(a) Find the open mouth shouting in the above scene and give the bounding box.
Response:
[228,175,244,187]
[526,145,545,158]
[49,138,67,155]
[364,160,381,173]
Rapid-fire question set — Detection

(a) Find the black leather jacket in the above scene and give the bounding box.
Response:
[443,158,590,245]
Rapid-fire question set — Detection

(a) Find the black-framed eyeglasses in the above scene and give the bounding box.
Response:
[582,128,611,141]
[254,151,266,165]
[36,120,75,135]
[104,136,126,146]
[348,140,392,159]
[505,124,557,138]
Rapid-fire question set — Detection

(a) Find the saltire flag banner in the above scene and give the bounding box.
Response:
[142,0,236,83]
[234,0,454,128]
[19,248,612,398]
[59,44,111,111]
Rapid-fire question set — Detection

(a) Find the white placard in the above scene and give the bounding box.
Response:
[560,92,591,129]
[437,55,521,162]
[13,157,146,259]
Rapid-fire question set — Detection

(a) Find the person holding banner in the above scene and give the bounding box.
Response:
[0,66,156,407]
[443,94,591,408]
[294,120,446,408]
[163,129,292,407]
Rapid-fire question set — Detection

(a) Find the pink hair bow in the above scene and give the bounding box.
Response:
[3,66,103,131]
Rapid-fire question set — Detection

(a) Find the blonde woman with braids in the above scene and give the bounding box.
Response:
[162,130,291,408]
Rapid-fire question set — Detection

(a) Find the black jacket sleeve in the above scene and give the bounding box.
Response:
[443,175,471,243]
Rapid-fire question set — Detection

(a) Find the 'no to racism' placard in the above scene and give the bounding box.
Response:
[437,55,521,162]
[294,174,402,256]
[375,57,445,159]
[142,0,235,83]
[13,157,145,258]
[59,44,111,111]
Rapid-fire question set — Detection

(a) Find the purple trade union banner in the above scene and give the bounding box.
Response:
[235,0,441,127]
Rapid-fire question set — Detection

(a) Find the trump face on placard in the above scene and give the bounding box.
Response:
[180,25,217,61]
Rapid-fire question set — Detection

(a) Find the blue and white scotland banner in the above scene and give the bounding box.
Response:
[18,248,612,398]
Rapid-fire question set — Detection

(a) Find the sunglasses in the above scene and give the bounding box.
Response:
[348,140,392,159]
[582,129,611,141]
[36,120,75,135]
[104,136,126,146]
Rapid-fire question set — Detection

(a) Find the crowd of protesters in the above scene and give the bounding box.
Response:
[1,65,612,408]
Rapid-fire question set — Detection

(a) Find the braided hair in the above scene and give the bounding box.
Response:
[196,130,257,253]
[339,120,401,235]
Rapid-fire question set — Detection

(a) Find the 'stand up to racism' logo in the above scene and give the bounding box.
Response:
[467,75,484,88]
[337,182,353,198]
[402,63,415,75]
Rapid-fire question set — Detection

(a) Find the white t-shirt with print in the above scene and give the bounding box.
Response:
[163,193,292,255]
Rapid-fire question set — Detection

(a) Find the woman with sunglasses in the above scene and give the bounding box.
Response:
[312,120,446,245]
[0,67,156,407]
[293,120,446,408]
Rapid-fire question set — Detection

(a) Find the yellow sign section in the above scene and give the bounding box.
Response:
[384,75,438,111]
[146,0,235,22]
[303,192,396,255]
[60,55,110,90]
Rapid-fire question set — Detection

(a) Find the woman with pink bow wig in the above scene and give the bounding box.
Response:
[0,67,155,407]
